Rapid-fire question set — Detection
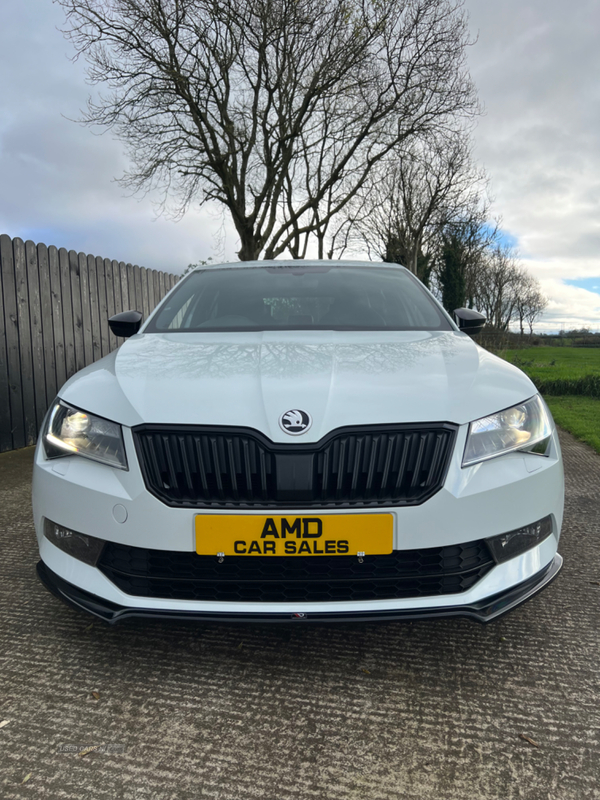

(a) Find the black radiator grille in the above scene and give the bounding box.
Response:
[134,424,457,508]
[98,540,494,603]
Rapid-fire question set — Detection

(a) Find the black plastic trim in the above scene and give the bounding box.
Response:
[36,554,562,626]
[453,307,486,335]
[108,310,143,338]
[96,539,494,603]
[132,421,459,509]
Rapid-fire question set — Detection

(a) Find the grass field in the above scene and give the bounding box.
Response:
[499,346,600,381]
[494,347,600,454]
[544,396,600,454]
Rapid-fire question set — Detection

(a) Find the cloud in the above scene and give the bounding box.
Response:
[464,0,600,328]
[0,0,598,330]
[0,1,239,271]
[536,277,600,331]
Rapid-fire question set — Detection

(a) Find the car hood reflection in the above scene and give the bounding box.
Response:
[59,330,536,439]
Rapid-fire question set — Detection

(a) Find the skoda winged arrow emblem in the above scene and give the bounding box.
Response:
[279,409,312,436]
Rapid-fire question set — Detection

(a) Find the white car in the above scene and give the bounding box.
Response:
[33,260,563,624]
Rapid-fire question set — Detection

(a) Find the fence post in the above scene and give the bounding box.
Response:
[0,235,20,451]
[48,245,66,392]
[14,239,37,445]
[37,242,57,414]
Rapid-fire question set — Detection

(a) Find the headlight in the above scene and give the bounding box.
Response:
[463,395,552,467]
[43,401,128,470]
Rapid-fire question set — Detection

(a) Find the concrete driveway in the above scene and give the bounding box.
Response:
[1,430,599,800]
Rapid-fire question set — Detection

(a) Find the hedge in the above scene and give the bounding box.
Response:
[534,375,600,398]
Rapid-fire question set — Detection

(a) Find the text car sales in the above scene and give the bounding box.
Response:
[232,517,350,555]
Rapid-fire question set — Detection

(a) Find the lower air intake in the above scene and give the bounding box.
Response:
[98,540,494,603]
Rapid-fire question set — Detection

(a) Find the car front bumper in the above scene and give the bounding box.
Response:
[37,554,562,624]
[33,422,565,623]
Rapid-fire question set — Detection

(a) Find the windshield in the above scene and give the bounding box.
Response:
[146,265,452,332]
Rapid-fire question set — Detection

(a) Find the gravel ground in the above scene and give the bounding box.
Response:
[1,430,599,800]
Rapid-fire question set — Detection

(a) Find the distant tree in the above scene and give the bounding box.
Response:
[182,257,213,277]
[348,128,488,284]
[567,327,592,336]
[438,232,467,312]
[471,245,521,330]
[523,288,547,335]
[433,213,499,312]
[514,275,548,335]
[59,0,480,260]
[471,245,547,332]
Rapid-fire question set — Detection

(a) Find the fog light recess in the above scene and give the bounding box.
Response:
[43,519,106,566]
[486,515,553,564]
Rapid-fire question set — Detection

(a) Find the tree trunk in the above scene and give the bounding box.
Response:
[237,228,262,261]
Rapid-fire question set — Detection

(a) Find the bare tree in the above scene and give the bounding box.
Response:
[523,284,548,335]
[472,246,547,332]
[471,245,519,330]
[59,0,480,260]
[346,126,490,285]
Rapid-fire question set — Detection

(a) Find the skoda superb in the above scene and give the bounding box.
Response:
[33,261,563,623]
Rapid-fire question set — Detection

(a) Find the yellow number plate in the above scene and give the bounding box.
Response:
[195,514,393,556]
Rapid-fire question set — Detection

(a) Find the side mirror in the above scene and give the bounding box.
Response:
[453,308,486,336]
[109,310,143,338]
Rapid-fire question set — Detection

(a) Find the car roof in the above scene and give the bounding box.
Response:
[195,259,409,272]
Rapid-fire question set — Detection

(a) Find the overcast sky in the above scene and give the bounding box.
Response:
[1,0,599,331]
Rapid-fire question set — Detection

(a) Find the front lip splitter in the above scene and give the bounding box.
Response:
[36,553,562,625]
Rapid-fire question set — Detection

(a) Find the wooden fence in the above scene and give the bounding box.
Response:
[0,234,179,452]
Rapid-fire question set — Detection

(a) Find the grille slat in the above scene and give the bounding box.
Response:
[134,423,457,509]
[226,438,238,499]
[142,436,162,489]
[194,437,210,496]
[350,437,363,499]
[411,434,427,488]
[162,435,178,490]
[178,436,194,492]
[336,438,347,498]
[241,439,252,498]
[321,449,330,495]
[258,446,269,499]
[426,434,444,488]
[98,540,493,603]
[365,435,379,495]
[395,435,411,491]
[210,437,224,498]
[380,436,395,498]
